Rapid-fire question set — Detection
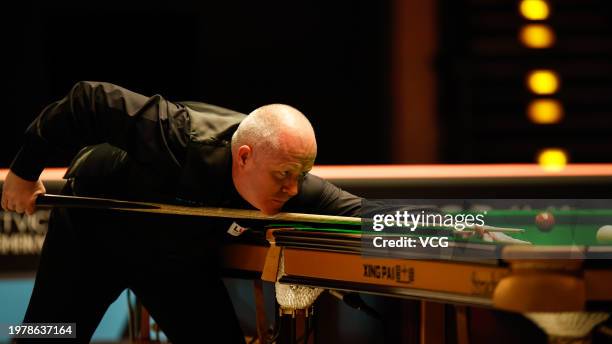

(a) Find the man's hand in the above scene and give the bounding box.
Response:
[456,226,531,244]
[473,226,532,244]
[1,170,46,215]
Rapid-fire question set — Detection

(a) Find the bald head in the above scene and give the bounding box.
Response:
[231,104,318,214]
[231,104,317,158]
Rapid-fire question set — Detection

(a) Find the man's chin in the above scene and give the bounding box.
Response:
[260,205,282,216]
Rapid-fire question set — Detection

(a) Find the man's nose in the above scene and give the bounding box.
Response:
[283,177,299,196]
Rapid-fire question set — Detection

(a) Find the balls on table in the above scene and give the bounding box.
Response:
[596,225,612,244]
[535,212,555,232]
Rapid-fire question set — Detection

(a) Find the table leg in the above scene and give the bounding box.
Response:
[420,301,445,344]
[455,305,470,344]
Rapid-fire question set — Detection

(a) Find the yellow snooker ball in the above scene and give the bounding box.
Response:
[596,225,612,243]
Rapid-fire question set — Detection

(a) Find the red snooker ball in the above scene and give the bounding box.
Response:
[535,212,555,232]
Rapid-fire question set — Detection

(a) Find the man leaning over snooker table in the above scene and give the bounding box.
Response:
[1,81,520,343]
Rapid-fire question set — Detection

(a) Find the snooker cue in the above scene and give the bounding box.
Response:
[35,194,361,225]
[35,194,525,233]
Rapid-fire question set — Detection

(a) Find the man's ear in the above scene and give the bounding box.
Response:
[237,145,252,166]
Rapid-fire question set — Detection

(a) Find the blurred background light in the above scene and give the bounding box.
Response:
[537,148,568,171]
[520,24,555,48]
[527,70,560,94]
[519,0,550,20]
[527,99,563,124]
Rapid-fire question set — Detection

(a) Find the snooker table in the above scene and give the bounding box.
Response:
[221,206,612,344]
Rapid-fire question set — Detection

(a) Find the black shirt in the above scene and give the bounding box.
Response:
[10,81,362,216]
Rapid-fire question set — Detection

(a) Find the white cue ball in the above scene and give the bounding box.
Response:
[596,225,612,243]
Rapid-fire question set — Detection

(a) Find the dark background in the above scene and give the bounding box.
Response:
[1,0,611,167]
[1,0,392,166]
[438,0,612,163]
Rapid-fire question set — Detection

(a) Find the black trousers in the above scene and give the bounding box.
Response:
[19,185,245,343]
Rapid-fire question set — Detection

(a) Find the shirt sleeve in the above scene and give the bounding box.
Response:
[9,81,190,181]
